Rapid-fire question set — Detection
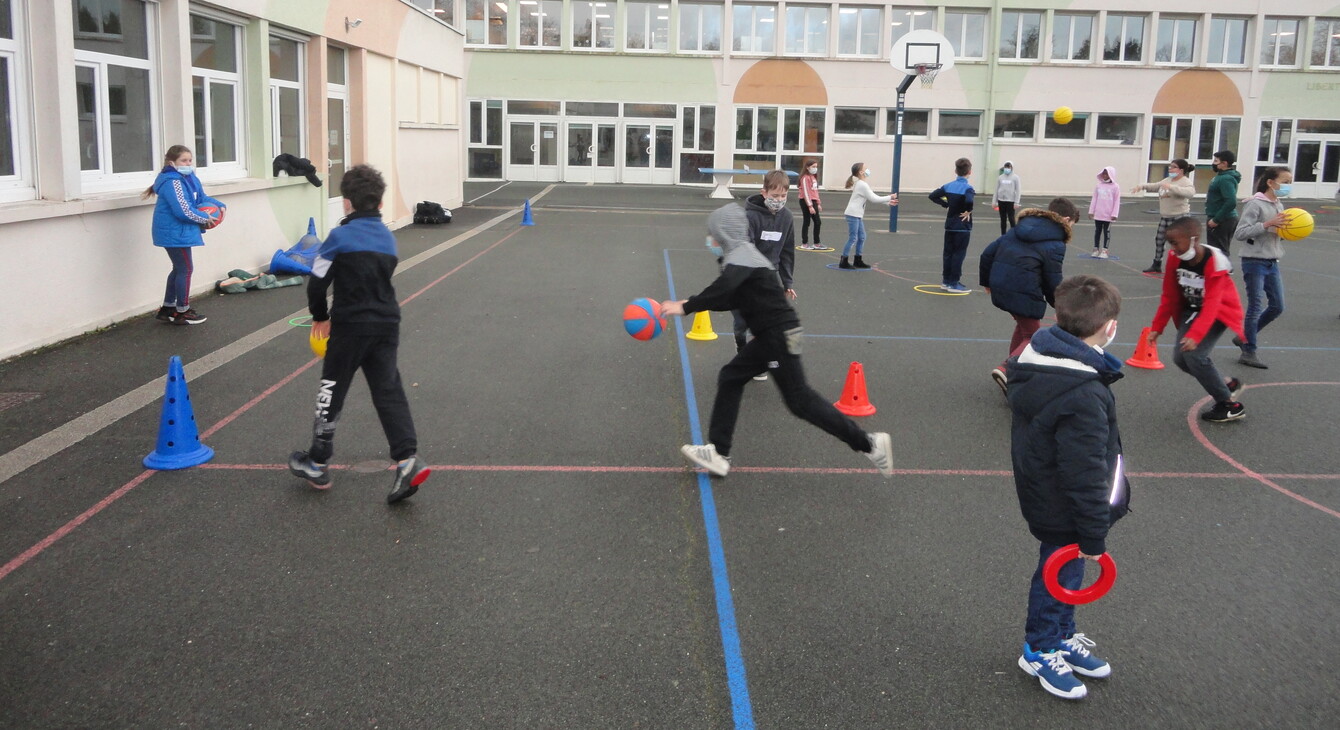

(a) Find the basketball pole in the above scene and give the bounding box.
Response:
[889,72,917,233]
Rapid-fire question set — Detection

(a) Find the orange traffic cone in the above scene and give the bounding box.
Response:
[834,362,877,416]
[1125,327,1165,370]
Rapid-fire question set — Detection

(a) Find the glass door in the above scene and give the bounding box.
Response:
[509,119,559,181]
[565,120,617,183]
[1294,138,1340,199]
[621,122,674,184]
[326,94,348,224]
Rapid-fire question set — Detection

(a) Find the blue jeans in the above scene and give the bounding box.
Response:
[1025,541,1084,651]
[1240,258,1285,353]
[842,215,866,257]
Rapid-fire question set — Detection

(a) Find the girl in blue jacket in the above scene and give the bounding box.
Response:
[142,145,224,325]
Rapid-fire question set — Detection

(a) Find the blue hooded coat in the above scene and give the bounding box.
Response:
[978,208,1070,319]
[150,167,223,247]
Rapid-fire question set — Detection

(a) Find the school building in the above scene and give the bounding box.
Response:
[450,0,1340,197]
[0,0,465,361]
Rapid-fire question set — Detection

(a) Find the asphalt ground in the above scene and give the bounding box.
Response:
[1,181,1338,728]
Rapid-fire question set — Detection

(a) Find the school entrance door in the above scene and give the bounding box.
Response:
[1294,136,1340,199]
[508,119,560,182]
[564,121,617,183]
[621,122,675,184]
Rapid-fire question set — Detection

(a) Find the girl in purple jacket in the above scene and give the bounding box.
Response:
[1087,166,1121,259]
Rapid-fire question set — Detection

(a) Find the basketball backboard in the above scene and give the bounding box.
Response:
[890,29,957,78]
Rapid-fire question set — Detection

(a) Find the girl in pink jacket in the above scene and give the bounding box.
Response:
[797,157,824,250]
[1088,166,1121,258]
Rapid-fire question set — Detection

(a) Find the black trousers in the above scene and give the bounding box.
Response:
[1093,220,1112,249]
[800,204,822,245]
[707,328,871,457]
[308,332,418,464]
[997,201,1016,236]
[941,230,971,285]
[1208,218,1235,256]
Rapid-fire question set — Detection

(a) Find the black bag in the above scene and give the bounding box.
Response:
[414,201,451,225]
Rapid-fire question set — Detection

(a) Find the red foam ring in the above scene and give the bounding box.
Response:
[1043,544,1117,605]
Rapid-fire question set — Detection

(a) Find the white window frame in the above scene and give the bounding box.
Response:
[936,110,983,140]
[1043,111,1089,143]
[1051,13,1094,62]
[1154,16,1198,65]
[833,106,878,137]
[190,11,246,178]
[1103,13,1145,64]
[625,1,670,52]
[74,0,161,192]
[0,0,34,202]
[993,110,1038,141]
[518,0,561,49]
[268,31,307,160]
[571,1,614,50]
[678,2,723,53]
[1208,16,1249,66]
[1260,17,1302,68]
[889,6,933,48]
[732,3,776,54]
[785,5,829,57]
[1094,113,1141,145]
[1313,18,1340,68]
[884,108,930,138]
[837,6,881,58]
[944,9,987,60]
[999,10,1041,61]
[465,0,509,46]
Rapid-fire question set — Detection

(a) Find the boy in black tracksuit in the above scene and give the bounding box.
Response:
[1008,274,1131,701]
[662,203,892,478]
[288,164,430,504]
[733,170,798,380]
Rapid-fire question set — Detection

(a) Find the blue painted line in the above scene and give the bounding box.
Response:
[664,249,755,729]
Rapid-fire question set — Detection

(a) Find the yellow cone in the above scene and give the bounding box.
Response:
[685,310,719,341]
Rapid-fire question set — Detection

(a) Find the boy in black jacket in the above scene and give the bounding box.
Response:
[1008,274,1130,701]
[288,165,430,504]
[662,203,892,478]
[734,170,798,382]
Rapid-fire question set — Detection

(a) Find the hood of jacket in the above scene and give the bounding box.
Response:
[708,203,773,270]
[1020,325,1124,384]
[1215,168,1242,185]
[1096,166,1118,185]
[152,166,197,195]
[1012,207,1072,244]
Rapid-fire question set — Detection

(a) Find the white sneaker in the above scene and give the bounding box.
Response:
[681,443,731,476]
[1091,248,1101,258]
[865,432,893,478]
[1098,249,1109,259]
[753,372,769,381]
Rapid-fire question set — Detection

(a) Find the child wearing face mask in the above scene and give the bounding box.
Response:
[1132,159,1195,274]
[841,162,898,269]
[1231,166,1293,370]
[142,144,225,325]
[797,158,825,250]
[1088,167,1121,259]
[736,170,799,380]
[992,162,1022,236]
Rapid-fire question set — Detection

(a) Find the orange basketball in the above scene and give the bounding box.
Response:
[199,205,225,230]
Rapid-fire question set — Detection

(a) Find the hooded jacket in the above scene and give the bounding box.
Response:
[150,167,223,247]
[1088,166,1121,222]
[1205,168,1242,224]
[992,162,1021,205]
[745,193,796,290]
[1008,325,1129,556]
[1150,244,1245,342]
[1135,171,1195,217]
[978,208,1069,319]
[685,204,800,336]
[1233,193,1286,260]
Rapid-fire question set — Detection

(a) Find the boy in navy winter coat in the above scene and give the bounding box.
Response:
[979,198,1080,394]
[1008,274,1130,701]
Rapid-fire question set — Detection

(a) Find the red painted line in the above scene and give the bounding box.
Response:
[1187,382,1340,521]
[399,228,522,308]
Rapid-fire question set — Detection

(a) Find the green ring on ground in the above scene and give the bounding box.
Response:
[289,316,314,327]
[914,284,970,296]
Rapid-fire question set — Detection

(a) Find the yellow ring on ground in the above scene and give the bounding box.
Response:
[914,284,970,296]
[798,246,836,252]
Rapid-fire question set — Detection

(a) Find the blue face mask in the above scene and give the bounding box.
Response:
[706,236,723,257]
[175,164,195,176]
[1276,183,1291,197]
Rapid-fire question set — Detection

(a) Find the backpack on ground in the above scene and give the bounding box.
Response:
[414,201,451,224]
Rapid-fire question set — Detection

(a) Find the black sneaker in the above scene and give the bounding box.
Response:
[155,306,174,322]
[1201,401,1246,422]
[853,256,871,269]
[288,451,332,488]
[1238,350,1267,369]
[1226,378,1244,401]
[171,309,207,325]
[1141,265,1162,275]
[388,455,431,504]
[1231,336,1245,349]
[838,257,854,270]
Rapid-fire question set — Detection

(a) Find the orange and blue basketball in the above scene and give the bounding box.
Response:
[623,297,665,341]
[199,204,224,230]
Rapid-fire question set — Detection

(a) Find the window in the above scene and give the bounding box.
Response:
[679,2,723,52]
[733,4,775,53]
[190,14,243,171]
[1151,115,1240,191]
[627,2,669,51]
[838,6,880,57]
[999,11,1041,61]
[74,0,156,183]
[466,0,509,45]
[519,0,560,48]
[885,108,929,137]
[785,5,828,56]
[1051,14,1093,61]
[1312,18,1340,68]
[889,7,933,48]
[835,107,877,136]
[938,111,981,139]
[1103,14,1144,62]
[1155,17,1197,64]
[1260,17,1300,67]
[1044,112,1087,141]
[269,35,305,159]
[1095,114,1139,144]
[468,99,504,178]
[573,1,614,49]
[944,10,986,60]
[1,0,32,200]
[993,111,1036,140]
[1257,119,1292,164]
[409,0,455,26]
[1208,17,1248,65]
[733,105,823,172]
[680,104,715,183]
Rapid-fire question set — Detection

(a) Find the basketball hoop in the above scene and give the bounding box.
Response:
[915,63,942,89]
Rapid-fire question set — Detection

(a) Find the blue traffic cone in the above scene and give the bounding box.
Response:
[143,356,214,470]
[521,199,535,226]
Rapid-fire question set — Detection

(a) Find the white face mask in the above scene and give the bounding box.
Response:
[1003,167,1012,174]
[764,197,786,212]
[1175,237,1198,261]
[706,236,723,258]
[863,168,872,177]
[808,166,818,174]
[175,164,195,176]
[1102,320,1118,349]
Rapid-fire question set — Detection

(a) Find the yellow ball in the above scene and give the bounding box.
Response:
[309,330,328,358]
[1053,106,1074,125]
[1278,208,1314,241]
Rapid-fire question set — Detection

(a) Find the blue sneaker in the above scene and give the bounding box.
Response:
[945,283,972,294]
[1062,634,1111,678]
[1019,643,1087,699]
